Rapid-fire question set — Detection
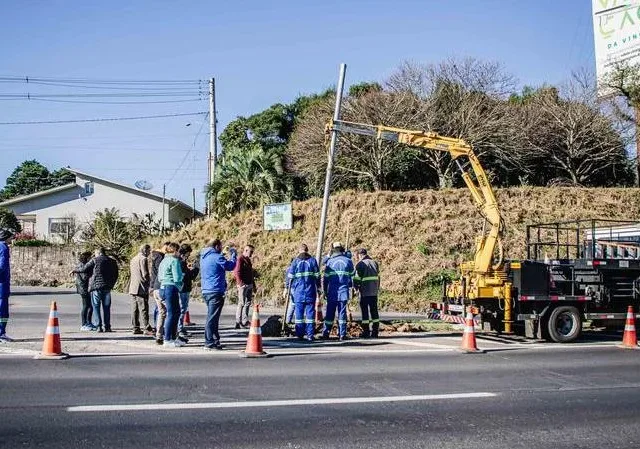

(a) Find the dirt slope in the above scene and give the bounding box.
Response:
[162,187,640,311]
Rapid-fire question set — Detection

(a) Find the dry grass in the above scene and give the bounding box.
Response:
[156,187,640,312]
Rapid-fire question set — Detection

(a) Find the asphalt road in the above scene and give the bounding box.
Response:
[3,345,640,448]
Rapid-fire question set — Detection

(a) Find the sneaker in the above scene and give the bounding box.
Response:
[156,338,164,345]
[104,328,113,333]
[163,340,178,347]
[203,345,215,351]
[88,325,98,331]
[305,336,315,342]
[179,330,191,338]
[132,329,143,335]
[174,339,186,347]
[177,336,189,344]
[0,334,14,342]
[319,334,330,340]
[97,327,104,333]
[80,325,90,331]
[234,323,241,330]
[143,330,155,336]
[339,336,349,341]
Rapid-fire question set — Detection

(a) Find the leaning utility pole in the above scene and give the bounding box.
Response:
[315,63,347,265]
[207,77,217,215]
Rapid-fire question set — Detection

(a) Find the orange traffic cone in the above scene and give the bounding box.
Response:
[619,305,639,350]
[35,301,69,360]
[460,311,484,354]
[240,304,271,358]
[184,310,194,326]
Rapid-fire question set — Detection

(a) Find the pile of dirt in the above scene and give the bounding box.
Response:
[153,187,640,311]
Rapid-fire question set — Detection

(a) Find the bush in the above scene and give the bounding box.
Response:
[0,207,21,233]
[13,239,51,247]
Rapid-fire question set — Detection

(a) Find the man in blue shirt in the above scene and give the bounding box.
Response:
[0,228,14,342]
[200,238,237,350]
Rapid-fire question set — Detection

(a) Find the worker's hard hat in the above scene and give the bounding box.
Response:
[332,241,343,249]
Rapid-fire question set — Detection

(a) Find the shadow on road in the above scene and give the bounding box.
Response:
[12,290,77,296]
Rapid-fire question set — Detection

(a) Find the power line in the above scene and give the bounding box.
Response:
[11,97,204,105]
[0,92,201,98]
[0,80,202,91]
[0,111,207,125]
[166,113,210,186]
[0,76,201,84]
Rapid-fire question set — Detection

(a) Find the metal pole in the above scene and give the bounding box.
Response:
[208,77,217,215]
[635,104,640,186]
[315,63,347,265]
[162,184,166,232]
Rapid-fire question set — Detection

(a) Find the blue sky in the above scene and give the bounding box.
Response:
[0,0,594,207]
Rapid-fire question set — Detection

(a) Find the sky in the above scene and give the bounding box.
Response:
[0,0,595,208]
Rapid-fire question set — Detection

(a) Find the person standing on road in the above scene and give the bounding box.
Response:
[75,251,94,331]
[200,239,237,350]
[321,242,355,341]
[233,244,255,329]
[178,243,199,341]
[74,248,119,333]
[287,243,320,341]
[129,244,152,336]
[0,229,15,342]
[353,248,380,339]
[149,242,169,344]
[158,242,184,347]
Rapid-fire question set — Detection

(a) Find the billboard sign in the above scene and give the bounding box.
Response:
[593,1,640,93]
[263,202,292,231]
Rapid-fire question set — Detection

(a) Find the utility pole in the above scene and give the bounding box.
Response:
[635,105,640,186]
[315,63,347,265]
[207,77,217,215]
[192,187,196,222]
[162,184,166,232]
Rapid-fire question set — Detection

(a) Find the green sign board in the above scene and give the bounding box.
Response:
[263,203,292,231]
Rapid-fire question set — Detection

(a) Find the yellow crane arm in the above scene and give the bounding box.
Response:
[326,119,504,273]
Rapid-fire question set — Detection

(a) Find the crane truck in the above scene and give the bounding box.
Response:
[327,118,640,343]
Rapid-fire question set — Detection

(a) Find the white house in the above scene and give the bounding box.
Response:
[0,169,201,242]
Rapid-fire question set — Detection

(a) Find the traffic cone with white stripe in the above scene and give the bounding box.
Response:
[619,305,639,350]
[35,301,69,360]
[184,310,194,326]
[240,304,271,358]
[460,310,484,354]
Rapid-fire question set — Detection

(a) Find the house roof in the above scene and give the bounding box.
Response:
[0,169,203,216]
[65,168,202,216]
[0,183,77,207]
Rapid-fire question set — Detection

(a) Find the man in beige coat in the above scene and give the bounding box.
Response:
[129,244,152,335]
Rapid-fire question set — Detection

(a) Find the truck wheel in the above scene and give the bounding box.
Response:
[547,306,582,343]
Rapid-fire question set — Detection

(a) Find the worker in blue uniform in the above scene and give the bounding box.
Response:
[0,228,15,342]
[286,244,320,341]
[321,242,354,341]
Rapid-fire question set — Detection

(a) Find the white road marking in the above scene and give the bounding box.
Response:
[68,392,497,412]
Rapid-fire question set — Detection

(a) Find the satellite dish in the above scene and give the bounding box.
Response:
[135,180,154,191]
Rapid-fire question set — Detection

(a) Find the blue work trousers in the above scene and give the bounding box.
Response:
[0,295,8,336]
[162,285,180,342]
[322,300,348,338]
[91,289,112,330]
[294,299,315,339]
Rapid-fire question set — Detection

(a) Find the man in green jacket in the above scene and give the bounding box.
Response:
[353,248,380,339]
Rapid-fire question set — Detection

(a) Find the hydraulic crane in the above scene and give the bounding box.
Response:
[326,119,514,331]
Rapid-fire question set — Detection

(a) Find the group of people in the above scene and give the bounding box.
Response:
[285,241,380,342]
[0,224,380,349]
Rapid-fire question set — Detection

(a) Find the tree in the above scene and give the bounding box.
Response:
[207,144,291,218]
[80,208,139,262]
[0,160,75,200]
[0,207,21,233]
[518,82,633,186]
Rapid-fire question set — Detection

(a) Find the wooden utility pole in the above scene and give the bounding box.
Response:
[161,184,166,232]
[207,77,217,215]
[635,105,640,186]
[192,187,196,222]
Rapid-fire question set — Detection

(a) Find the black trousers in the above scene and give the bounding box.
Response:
[359,296,379,337]
[80,293,92,326]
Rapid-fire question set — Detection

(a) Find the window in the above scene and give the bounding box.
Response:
[84,182,94,195]
[49,218,74,236]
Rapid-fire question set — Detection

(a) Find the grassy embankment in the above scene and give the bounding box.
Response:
[153,187,640,312]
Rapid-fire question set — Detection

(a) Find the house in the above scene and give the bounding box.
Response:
[0,168,202,242]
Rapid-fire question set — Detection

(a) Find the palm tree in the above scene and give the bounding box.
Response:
[207,143,291,217]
